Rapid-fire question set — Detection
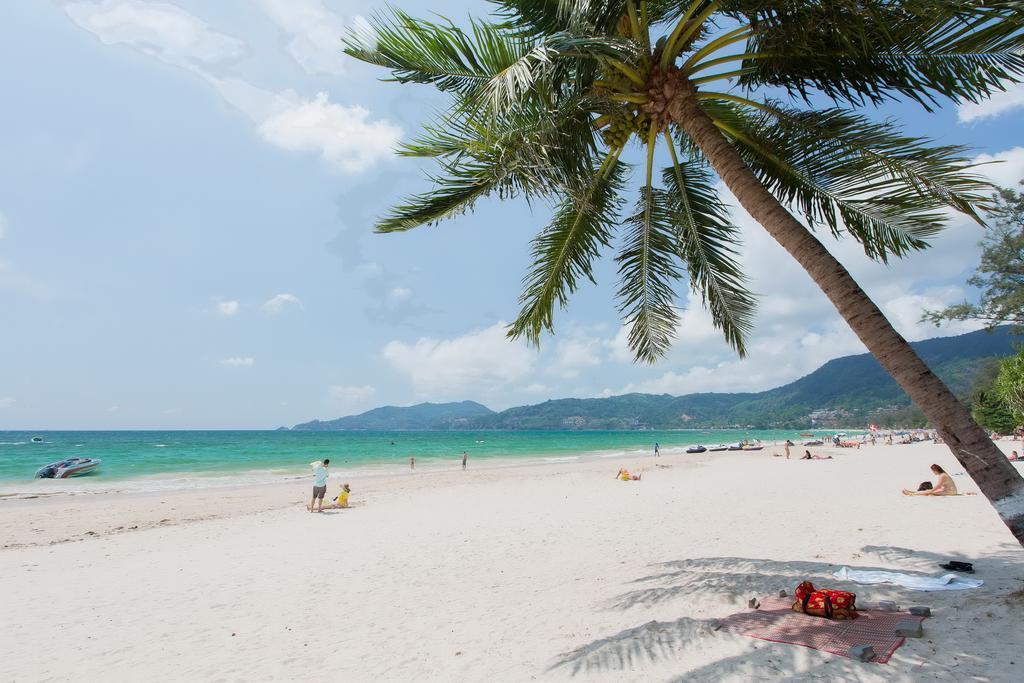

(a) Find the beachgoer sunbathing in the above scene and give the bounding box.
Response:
[800,450,832,460]
[616,468,641,481]
[903,464,958,496]
[1009,450,1020,461]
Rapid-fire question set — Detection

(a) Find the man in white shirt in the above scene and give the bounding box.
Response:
[310,459,330,513]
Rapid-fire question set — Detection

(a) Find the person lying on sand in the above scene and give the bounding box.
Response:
[616,469,641,481]
[801,450,832,460]
[903,464,958,496]
[1010,450,1020,461]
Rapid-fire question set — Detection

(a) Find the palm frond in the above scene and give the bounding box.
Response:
[379,99,601,232]
[727,0,1024,109]
[375,160,498,233]
[343,10,532,96]
[662,140,756,355]
[617,184,684,364]
[509,152,629,343]
[697,98,992,261]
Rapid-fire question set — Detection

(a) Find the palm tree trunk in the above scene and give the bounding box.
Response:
[673,94,1024,546]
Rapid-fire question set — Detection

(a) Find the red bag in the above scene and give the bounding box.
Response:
[792,581,858,620]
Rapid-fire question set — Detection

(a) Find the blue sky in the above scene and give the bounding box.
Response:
[1,1,1022,429]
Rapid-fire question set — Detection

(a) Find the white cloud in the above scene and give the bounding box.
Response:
[382,322,536,396]
[958,83,1024,123]
[62,4,399,175]
[63,0,245,67]
[106,405,119,413]
[552,337,602,378]
[256,91,400,174]
[262,293,303,313]
[216,300,240,317]
[971,146,1024,189]
[257,0,352,75]
[0,397,14,409]
[219,356,255,367]
[327,384,376,414]
[388,286,412,302]
[209,78,400,174]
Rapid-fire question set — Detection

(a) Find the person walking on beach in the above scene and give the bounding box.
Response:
[654,442,660,457]
[461,451,467,470]
[310,459,330,513]
[409,455,415,470]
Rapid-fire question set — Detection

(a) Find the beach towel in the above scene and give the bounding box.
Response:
[716,597,925,664]
[833,567,983,591]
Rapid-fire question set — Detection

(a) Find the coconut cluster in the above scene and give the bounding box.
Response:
[639,64,689,131]
[600,108,650,147]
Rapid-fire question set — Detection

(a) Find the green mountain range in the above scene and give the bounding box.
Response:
[290,327,1016,431]
[292,400,494,431]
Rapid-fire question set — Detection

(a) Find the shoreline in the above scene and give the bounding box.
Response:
[0,437,808,498]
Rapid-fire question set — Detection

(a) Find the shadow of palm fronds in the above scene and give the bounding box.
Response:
[548,615,719,676]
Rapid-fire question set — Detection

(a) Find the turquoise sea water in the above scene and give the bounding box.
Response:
[0,429,825,493]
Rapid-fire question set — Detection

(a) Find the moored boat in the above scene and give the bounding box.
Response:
[707,444,729,452]
[35,458,101,479]
[686,445,707,453]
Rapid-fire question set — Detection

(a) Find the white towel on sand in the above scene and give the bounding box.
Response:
[833,567,983,591]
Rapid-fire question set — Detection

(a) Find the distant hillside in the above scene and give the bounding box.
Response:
[291,401,494,431]
[288,328,1016,431]
[465,327,1017,430]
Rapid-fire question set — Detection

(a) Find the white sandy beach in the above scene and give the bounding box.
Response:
[2,440,1023,682]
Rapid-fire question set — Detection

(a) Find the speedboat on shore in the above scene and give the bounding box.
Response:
[35,458,101,479]
[803,439,824,446]
[741,445,764,451]
[707,444,729,452]
[686,445,707,453]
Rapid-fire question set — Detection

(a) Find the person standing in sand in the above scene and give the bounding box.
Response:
[310,459,330,513]
[461,451,467,470]
[410,455,415,470]
[654,442,660,457]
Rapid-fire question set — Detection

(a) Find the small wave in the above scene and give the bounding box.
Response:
[153,444,168,448]
[0,441,28,446]
[544,456,579,462]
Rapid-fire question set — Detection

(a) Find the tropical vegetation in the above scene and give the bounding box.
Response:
[925,179,1024,330]
[344,1,1024,544]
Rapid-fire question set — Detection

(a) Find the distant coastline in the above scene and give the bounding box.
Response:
[289,327,1014,432]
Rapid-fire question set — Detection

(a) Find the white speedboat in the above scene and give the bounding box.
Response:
[35,458,101,479]
[31,436,43,443]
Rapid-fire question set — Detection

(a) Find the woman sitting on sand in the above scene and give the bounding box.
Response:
[903,464,958,496]
[616,469,641,481]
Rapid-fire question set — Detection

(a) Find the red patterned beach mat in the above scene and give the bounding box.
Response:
[717,597,926,664]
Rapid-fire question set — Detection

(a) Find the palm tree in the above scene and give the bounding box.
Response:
[345,1,1024,544]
